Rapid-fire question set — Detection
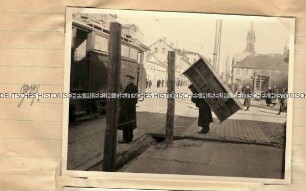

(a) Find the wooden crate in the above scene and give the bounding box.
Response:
[183,57,243,123]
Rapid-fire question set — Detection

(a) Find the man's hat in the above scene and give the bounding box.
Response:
[188,84,195,89]
[126,75,135,80]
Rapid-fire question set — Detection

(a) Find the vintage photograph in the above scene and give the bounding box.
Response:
[63,8,294,183]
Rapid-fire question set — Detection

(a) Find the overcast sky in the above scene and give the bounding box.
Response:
[96,9,293,74]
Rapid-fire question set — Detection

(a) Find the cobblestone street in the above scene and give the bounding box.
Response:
[67,89,287,171]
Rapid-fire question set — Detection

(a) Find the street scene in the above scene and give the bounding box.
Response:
[66,10,292,180]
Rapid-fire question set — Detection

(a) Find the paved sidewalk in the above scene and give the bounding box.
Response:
[120,139,284,179]
[151,118,285,147]
[67,93,286,171]
[67,113,157,171]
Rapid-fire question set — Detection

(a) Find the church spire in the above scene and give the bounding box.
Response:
[245,22,256,53]
[283,42,289,62]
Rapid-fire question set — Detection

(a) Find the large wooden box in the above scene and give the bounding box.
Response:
[183,57,243,123]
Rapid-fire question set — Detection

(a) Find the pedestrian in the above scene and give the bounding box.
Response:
[265,87,273,106]
[149,80,152,89]
[188,84,213,134]
[278,88,287,115]
[157,79,161,88]
[272,86,279,106]
[243,84,252,111]
[241,84,246,94]
[118,75,138,144]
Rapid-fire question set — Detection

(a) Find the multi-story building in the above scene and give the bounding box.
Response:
[232,53,288,93]
[144,38,192,89]
[231,22,289,93]
[122,24,144,43]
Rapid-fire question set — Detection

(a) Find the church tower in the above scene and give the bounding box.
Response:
[244,22,256,53]
[283,42,289,62]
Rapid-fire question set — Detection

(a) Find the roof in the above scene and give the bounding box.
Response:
[233,54,288,71]
[132,39,150,52]
[177,50,200,57]
[122,24,137,31]
[146,52,167,67]
[148,38,175,51]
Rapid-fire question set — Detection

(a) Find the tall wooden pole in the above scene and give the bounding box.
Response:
[166,51,175,144]
[103,22,121,172]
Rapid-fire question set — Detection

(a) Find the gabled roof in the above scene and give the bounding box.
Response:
[146,52,167,67]
[233,54,288,70]
[148,38,175,51]
[122,24,137,31]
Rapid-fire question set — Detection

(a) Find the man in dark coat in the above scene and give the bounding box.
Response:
[188,84,213,134]
[118,75,138,143]
[266,87,273,106]
[243,84,252,111]
[278,88,287,115]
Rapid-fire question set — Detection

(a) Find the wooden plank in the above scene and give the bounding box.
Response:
[0,13,64,31]
[1,157,60,175]
[293,72,306,91]
[0,66,64,85]
[296,18,306,38]
[0,49,64,68]
[166,51,175,144]
[292,126,306,144]
[292,145,306,163]
[293,98,306,109]
[0,103,62,121]
[0,139,61,157]
[103,22,121,172]
[295,37,306,55]
[292,162,306,181]
[0,175,57,190]
[294,55,306,73]
[0,31,64,49]
[0,120,62,139]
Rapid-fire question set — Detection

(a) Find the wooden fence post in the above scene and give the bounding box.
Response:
[166,51,175,144]
[103,22,121,172]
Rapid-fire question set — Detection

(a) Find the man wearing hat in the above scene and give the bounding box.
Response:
[188,84,213,134]
[118,74,138,143]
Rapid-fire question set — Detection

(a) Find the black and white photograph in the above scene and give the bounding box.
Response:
[62,8,295,184]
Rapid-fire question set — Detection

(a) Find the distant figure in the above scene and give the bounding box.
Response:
[149,80,152,89]
[118,75,138,144]
[278,88,287,115]
[266,87,273,106]
[162,79,164,87]
[157,79,161,88]
[272,86,279,106]
[188,84,213,134]
[146,79,148,88]
[241,85,246,94]
[243,84,252,111]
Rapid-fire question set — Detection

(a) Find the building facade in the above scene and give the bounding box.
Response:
[144,38,191,89]
[232,54,288,93]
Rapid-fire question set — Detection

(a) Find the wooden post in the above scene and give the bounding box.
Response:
[166,51,175,144]
[103,22,121,172]
[253,73,256,92]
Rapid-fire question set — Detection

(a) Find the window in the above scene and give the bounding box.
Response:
[130,47,138,60]
[236,68,240,75]
[94,35,108,52]
[121,44,129,58]
[162,48,166,54]
[154,47,158,53]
